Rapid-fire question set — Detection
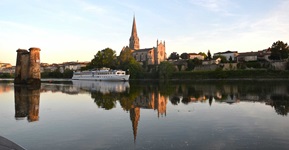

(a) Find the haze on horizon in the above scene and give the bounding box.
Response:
[0,0,289,65]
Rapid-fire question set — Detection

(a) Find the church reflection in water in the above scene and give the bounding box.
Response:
[14,85,40,122]
[8,80,289,142]
[130,91,168,141]
[71,80,168,141]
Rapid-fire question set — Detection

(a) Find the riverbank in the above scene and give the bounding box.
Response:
[2,70,289,81]
[170,70,289,80]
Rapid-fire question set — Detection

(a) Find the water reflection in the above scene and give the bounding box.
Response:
[3,81,289,119]
[2,80,289,144]
[14,85,40,122]
[72,80,130,94]
[167,82,289,116]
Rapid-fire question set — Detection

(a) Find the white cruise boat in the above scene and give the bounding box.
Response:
[72,68,130,81]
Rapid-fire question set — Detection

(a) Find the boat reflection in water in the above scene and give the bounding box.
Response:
[72,80,130,94]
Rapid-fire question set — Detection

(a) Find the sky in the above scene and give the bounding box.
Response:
[0,0,289,65]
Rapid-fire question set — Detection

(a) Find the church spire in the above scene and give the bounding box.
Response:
[129,15,140,50]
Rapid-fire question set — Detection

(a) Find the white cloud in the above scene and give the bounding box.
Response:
[76,0,107,15]
[189,0,236,15]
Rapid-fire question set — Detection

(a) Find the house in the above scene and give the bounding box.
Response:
[187,53,204,60]
[257,48,271,61]
[40,62,89,73]
[63,61,88,71]
[237,52,258,62]
[237,49,271,63]
[214,51,238,61]
[0,63,14,73]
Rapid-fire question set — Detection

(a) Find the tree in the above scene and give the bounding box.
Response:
[198,52,207,59]
[269,41,289,60]
[158,61,176,80]
[118,47,135,70]
[168,52,179,60]
[127,60,144,79]
[86,48,117,69]
[187,58,202,71]
[180,53,188,59]
[229,56,233,62]
[207,50,212,60]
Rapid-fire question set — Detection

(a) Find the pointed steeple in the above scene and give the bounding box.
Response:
[129,15,140,50]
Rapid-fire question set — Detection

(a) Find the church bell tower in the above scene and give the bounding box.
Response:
[129,16,140,50]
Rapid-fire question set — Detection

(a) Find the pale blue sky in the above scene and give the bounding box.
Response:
[0,0,288,65]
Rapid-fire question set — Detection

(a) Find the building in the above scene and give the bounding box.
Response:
[237,52,258,62]
[237,49,271,62]
[40,61,89,73]
[121,16,166,65]
[0,63,14,74]
[214,51,238,61]
[187,53,205,60]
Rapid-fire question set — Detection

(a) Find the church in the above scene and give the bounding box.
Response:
[121,16,166,65]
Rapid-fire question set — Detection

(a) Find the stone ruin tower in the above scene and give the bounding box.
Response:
[14,47,41,85]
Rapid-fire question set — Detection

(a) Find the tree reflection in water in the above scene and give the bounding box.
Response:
[6,80,289,143]
[36,80,289,117]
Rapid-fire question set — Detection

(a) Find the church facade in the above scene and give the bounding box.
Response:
[121,16,166,65]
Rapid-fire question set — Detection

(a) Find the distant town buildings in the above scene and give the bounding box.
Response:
[188,53,205,60]
[0,62,14,73]
[0,61,89,75]
[213,50,238,61]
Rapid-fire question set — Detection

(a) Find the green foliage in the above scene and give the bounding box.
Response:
[207,50,212,60]
[171,70,289,79]
[168,52,179,60]
[245,62,262,68]
[63,69,74,78]
[0,73,14,78]
[238,62,265,69]
[118,48,135,70]
[127,61,144,79]
[158,61,176,80]
[86,48,117,69]
[41,69,73,78]
[91,92,117,110]
[198,52,207,59]
[180,53,188,59]
[269,40,289,60]
[229,56,233,62]
[187,58,202,71]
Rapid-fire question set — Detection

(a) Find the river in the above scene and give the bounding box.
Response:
[0,79,289,150]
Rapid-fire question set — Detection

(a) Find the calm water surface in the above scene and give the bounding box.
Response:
[0,80,289,150]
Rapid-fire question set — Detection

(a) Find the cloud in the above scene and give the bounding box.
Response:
[75,0,107,15]
[189,0,236,16]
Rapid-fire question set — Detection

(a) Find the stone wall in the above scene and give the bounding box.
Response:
[271,61,287,70]
[194,64,219,71]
